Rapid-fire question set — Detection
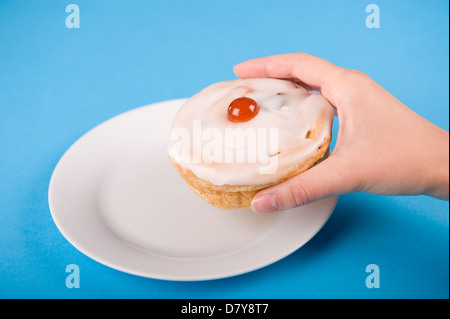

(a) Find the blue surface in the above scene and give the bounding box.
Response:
[0,0,448,299]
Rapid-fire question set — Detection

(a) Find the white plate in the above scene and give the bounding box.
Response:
[48,99,338,281]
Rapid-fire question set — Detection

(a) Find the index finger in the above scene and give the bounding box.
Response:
[233,52,342,101]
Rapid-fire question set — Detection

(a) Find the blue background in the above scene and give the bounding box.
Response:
[0,0,448,299]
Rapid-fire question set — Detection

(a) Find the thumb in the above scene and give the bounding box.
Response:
[251,155,353,213]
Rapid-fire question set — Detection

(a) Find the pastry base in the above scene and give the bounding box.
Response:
[169,138,331,210]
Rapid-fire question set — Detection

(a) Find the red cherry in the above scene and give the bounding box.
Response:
[227,97,259,122]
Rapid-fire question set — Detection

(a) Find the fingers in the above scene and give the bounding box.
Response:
[251,155,356,213]
[233,52,342,94]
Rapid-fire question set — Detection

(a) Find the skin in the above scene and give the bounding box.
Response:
[233,53,449,213]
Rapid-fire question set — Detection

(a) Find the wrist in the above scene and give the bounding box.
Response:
[423,130,449,200]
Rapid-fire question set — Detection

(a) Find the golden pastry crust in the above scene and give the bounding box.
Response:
[169,137,331,209]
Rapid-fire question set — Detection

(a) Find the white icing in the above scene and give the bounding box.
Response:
[168,78,334,186]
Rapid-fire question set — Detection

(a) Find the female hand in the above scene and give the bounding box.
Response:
[233,53,449,213]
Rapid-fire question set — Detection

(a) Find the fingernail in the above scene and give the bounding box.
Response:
[251,194,279,213]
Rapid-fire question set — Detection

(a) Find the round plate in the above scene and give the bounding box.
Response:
[48,99,338,281]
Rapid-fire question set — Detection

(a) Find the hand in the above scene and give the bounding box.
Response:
[233,53,449,213]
